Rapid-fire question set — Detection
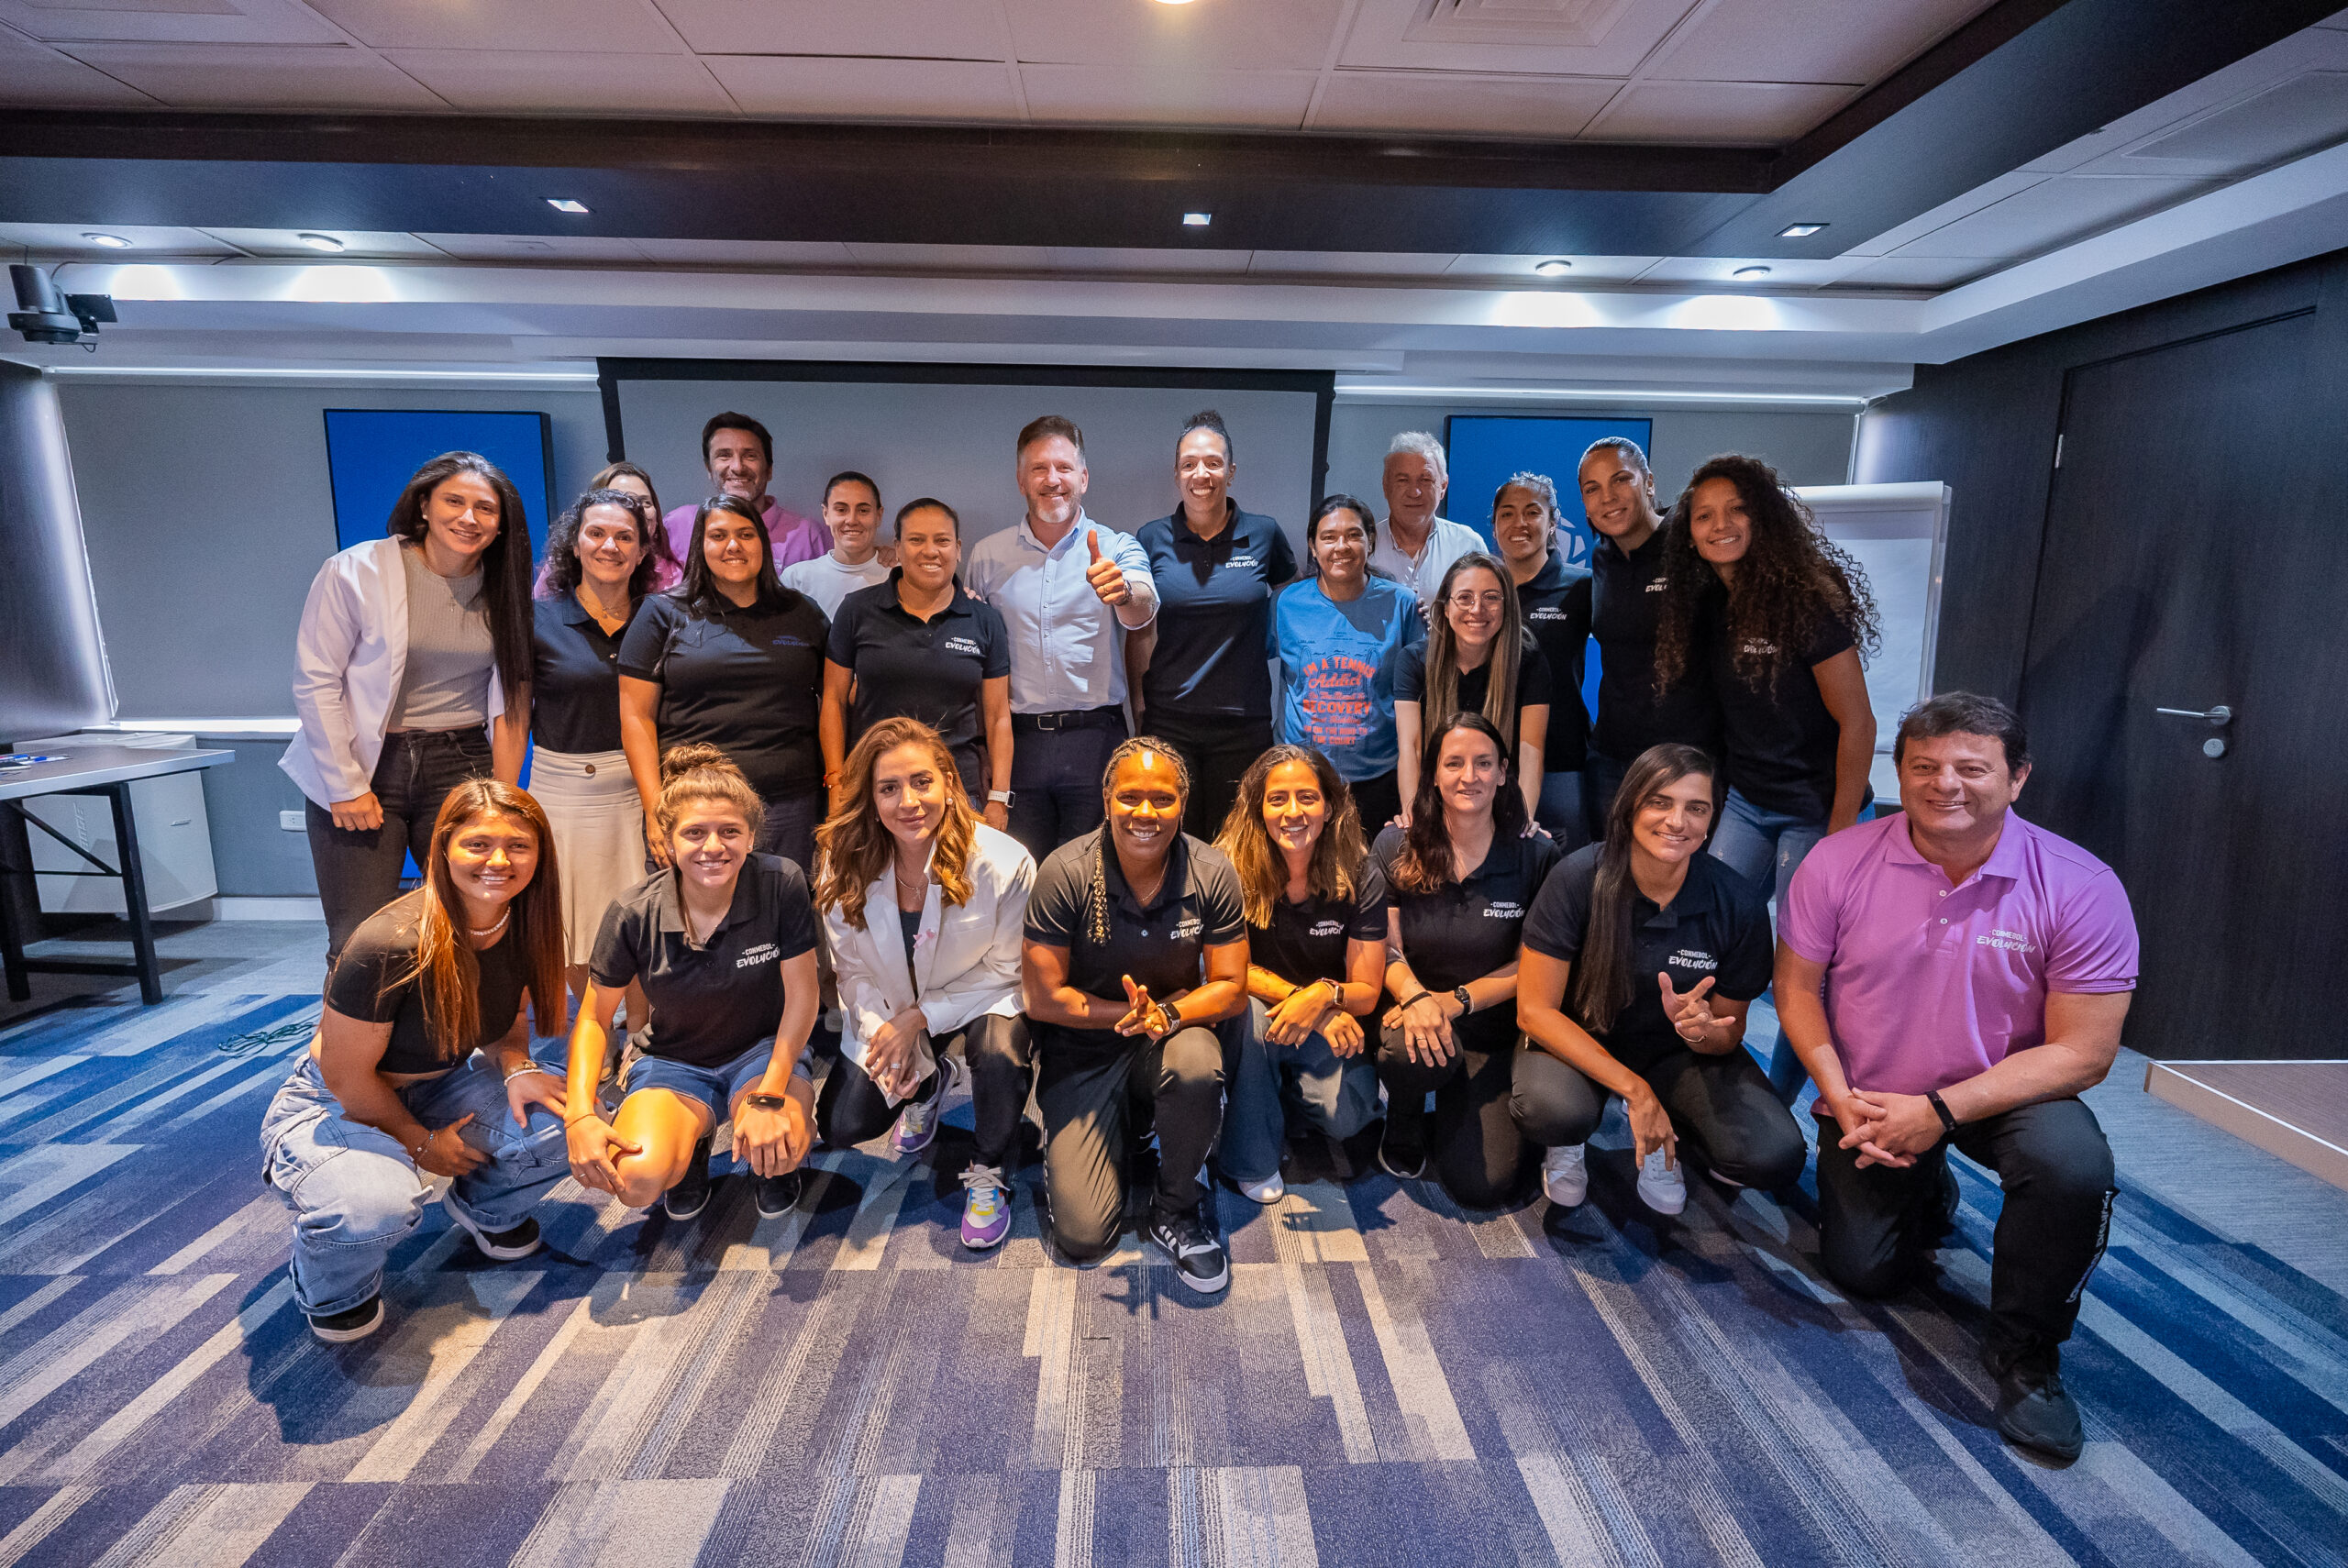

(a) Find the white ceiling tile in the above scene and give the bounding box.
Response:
[54,42,446,108]
[1836,255,1996,288]
[844,243,1057,270]
[382,49,734,115]
[0,0,338,45]
[1644,0,1991,85]
[1018,66,1317,130]
[413,234,651,261]
[1636,255,1869,285]
[195,228,451,259]
[1338,0,1696,76]
[648,0,1012,60]
[0,222,235,255]
[0,32,156,105]
[305,0,684,52]
[2099,70,2348,176]
[629,238,858,266]
[1312,71,1616,138]
[1002,0,1344,71]
[702,54,1022,119]
[1837,171,2045,254]
[1249,251,1461,277]
[1889,174,2215,258]
[2015,128,2136,175]
[1445,253,1663,281]
[1581,79,1863,142]
[1042,248,1255,274]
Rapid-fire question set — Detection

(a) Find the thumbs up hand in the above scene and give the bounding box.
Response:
[1658,971,1720,1044]
[1083,528,1132,608]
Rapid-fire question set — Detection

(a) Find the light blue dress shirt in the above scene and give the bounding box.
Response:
[964,511,1159,714]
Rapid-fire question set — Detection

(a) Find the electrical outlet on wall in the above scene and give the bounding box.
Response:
[279,810,305,832]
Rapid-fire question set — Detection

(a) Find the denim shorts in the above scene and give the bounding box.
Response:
[624,1039,813,1121]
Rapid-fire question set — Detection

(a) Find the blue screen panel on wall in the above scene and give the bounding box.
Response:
[323,410,556,558]
[1442,414,1654,569]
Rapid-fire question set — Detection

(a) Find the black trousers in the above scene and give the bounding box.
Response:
[1144,710,1275,843]
[814,1013,1033,1170]
[1036,1025,1226,1261]
[1512,1043,1808,1190]
[1374,1022,1532,1209]
[1346,770,1402,839]
[1813,1098,2116,1357]
[1005,712,1128,866]
[305,728,494,966]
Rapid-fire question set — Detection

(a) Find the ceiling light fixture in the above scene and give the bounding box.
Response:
[1533,259,1572,277]
[1732,265,1772,278]
[547,198,590,214]
[296,233,345,252]
[83,233,133,249]
[1181,211,1212,227]
[1777,223,1827,238]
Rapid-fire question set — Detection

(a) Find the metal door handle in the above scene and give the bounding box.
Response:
[2154,704,2232,726]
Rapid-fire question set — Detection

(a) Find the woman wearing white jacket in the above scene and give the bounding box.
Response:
[812,716,1035,1250]
[282,452,535,965]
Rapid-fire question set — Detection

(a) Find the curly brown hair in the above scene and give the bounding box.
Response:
[813,717,979,931]
[1653,453,1878,692]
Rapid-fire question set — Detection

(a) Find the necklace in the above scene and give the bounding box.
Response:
[468,908,510,939]
[578,583,629,624]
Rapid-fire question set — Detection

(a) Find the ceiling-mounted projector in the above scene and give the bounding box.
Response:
[9,264,116,348]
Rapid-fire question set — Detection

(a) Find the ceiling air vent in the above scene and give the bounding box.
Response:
[1401,0,1642,49]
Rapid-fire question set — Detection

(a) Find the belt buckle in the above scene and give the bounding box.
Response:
[1036,711,1066,732]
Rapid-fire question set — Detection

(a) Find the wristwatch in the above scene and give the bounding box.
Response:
[741,1092,792,1112]
[1924,1089,1959,1133]
[987,790,1013,807]
[1451,985,1474,1015]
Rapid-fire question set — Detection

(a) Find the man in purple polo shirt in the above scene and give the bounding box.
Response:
[1777,691,2136,1463]
[660,411,831,575]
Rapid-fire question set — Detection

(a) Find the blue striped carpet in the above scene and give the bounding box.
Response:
[2,935,2345,1567]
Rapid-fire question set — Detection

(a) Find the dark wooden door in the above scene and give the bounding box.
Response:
[2017,308,2348,1059]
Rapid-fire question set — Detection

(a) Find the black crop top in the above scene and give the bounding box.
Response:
[327,890,526,1075]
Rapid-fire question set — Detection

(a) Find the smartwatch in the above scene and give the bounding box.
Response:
[1451,986,1474,1015]
[741,1092,792,1112]
[986,790,1014,807]
[1924,1089,1959,1133]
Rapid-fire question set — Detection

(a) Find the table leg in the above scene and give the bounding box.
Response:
[105,783,163,1005]
[0,806,30,1001]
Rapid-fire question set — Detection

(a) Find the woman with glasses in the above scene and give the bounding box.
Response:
[1394,551,1551,827]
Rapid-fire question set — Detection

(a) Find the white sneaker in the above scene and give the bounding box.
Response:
[1239,1172,1285,1205]
[1542,1143,1588,1207]
[1637,1148,1687,1216]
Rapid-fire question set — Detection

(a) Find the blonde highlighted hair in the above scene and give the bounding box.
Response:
[1213,745,1364,928]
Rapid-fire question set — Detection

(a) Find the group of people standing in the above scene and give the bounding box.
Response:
[259,407,2139,1464]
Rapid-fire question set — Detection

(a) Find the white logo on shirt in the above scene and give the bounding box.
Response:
[737,943,780,969]
[1645,580,1667,592]
[1977,928,2034,954]
[1309,920,1346,937]
[1740,637,1778,657]
[1482,901,1523,919]
[1668,948,1718,971]
[944,636,982,656]
[1227,556,1258,569]
[1172,917,1202,939]
[1529,606,1570,621]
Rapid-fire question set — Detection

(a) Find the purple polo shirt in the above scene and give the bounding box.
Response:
[661,497,831,577]
[1779,811,2138,1095]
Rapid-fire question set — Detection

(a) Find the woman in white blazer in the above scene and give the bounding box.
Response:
[282,452,536,966]
[811,716,1036,1251]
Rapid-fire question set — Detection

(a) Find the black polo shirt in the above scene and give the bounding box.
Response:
[1024,829,1246,1057]
[616,589,828,800]
[1250,860,1388,989]
[1394,636,1554,755]
[1711,607,1864,822]
[1522,844,1772,1073]
[530,594,637,755]
[1513,551,1593,773]
[1589,528,1722,763]
[328,890,526,1075]
[1135,502,1298,720]
[825,573,1011,792]
[589,854,820,1068]
[1369,824,1561,1053]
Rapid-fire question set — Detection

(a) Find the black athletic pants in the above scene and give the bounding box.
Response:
[1036,1025,1226,1261]
[815,1014,1033,1170]
[1374,1023,1532,1209]
[1512,1043,1808,1190]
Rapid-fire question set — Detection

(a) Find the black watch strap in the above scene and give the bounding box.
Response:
[1924,1089,1958,1132]
[742,1091,792,1111]
[1452,985,1474,1014]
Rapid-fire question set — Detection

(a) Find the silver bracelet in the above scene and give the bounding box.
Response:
[504,1065,558,1083]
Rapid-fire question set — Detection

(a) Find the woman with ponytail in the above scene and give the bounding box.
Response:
[259,779,572,1344]
[1515,744,1803,1219]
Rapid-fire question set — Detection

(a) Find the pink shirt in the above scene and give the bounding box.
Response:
[1778,811,2137,1095]
[661,497,831,579]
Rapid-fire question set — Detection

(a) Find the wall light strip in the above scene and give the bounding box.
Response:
[41,365,600,381]
[1334,383,1871,407]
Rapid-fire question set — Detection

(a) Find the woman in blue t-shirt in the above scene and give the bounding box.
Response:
[1274,495,1423,833]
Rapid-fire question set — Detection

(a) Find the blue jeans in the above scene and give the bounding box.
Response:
[756,789,825,875]
[1583,752,1628,842]
[1535,770,1591,853]
[1708,786,1845,1099]
[626,1039,813,1122]
[260,1055,570,1316]
[1218,999,1381,1185]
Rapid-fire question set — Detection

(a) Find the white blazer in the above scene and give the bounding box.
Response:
[279,536,504,809]
[825,823,1034,1085]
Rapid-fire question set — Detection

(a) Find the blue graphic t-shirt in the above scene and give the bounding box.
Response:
[1274,575,1423,782]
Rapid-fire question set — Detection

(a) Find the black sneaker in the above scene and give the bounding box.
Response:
[441,1192,543,1260]
[1989,1345,2084,1462]
[663,1136,714,1220]
[1378,1109,1427,1181]
[307,1295,384,1343]
[1143,1206,1229,1294]
[755,1168,803,1218]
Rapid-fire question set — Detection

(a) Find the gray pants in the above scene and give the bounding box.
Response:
[305,728,494,966]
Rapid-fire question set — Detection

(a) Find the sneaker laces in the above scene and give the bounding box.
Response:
[961,1163,1006,1209]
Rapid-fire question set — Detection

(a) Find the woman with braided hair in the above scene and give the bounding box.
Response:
[1020,736,1249,1292]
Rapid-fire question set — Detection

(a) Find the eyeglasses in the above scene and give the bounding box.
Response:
[1446,591,1507,612]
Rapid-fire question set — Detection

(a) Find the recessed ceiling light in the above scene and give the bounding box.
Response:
[1732,265,1772,278]
[1533,259,1572,277]
[547,198,590,214]
[1777,223,1827,238]
[82,232,133,249]
[1155,0,1197,6]
[1181,211,1212,227]
[296,233,345,252]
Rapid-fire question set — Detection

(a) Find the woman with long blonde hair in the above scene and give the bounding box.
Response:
[812,717,1036,1249]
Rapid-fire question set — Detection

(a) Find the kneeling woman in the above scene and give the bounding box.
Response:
[1516,744,1805,1215]
[1213,745,1384,1203]
[260,780,570,1343]
[1373,712,1561,1206]
[1022,739,1248,1291]
[814,717,1036,1250]
[565,745,820,1220]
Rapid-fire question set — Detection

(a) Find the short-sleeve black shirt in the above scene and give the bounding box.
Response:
[616,589,828,799]
[1711,606,1862,822]
[825,574,1012,792]
[1589,528,1722,763]
[1024,830,1246,1057]
[1369,825,1561,1053]
[1514,551,1593,773]
[1394,636,1554,755]
[1250,860,1388,989]
[589,854,820,1067]
[1521,844,1773,1072]
[1135,502,1299,720]
[530,594,636,755]
[328,889,526,1075]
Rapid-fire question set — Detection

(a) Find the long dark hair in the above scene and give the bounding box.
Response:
[1654,453,1879,692]
[1390,711,1523,895]
[385,452,533,720]
[1570,744,1718,1034]
[1422,552,1533,745]
[538,487,659,602]
[384,779,567,1057]
[675,494,787,613]
[814,717,980,931]
[1213,744,1364,927]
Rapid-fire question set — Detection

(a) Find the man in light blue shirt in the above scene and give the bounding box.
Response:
[964,414,1159,861]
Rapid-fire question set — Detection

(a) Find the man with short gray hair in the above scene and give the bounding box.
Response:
[1368,431,1482,609]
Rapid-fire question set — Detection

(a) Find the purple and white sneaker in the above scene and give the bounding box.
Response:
[889,1055,958,1156]
[960,1164,1013,1250]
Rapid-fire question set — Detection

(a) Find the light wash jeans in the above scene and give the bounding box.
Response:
[1708,785,1854,1100]
[1218,999,1381,1185]
[260,1055,570,1316]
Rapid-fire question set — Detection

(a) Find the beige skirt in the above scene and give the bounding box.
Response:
[529,747,646,966]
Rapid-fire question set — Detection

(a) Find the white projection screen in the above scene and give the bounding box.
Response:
[601,362,1334,555]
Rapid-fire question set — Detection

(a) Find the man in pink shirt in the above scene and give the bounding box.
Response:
[1778,691,2137,1463]
[660,412,831,576]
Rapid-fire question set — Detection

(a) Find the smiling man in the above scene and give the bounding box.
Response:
[660,412,832,575]
[1774,692,2139,1463]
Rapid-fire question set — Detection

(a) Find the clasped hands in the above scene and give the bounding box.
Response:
[1831,1087,1947,1168]
[1382,988,1461,1067]
[1265,979,1364,1056]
